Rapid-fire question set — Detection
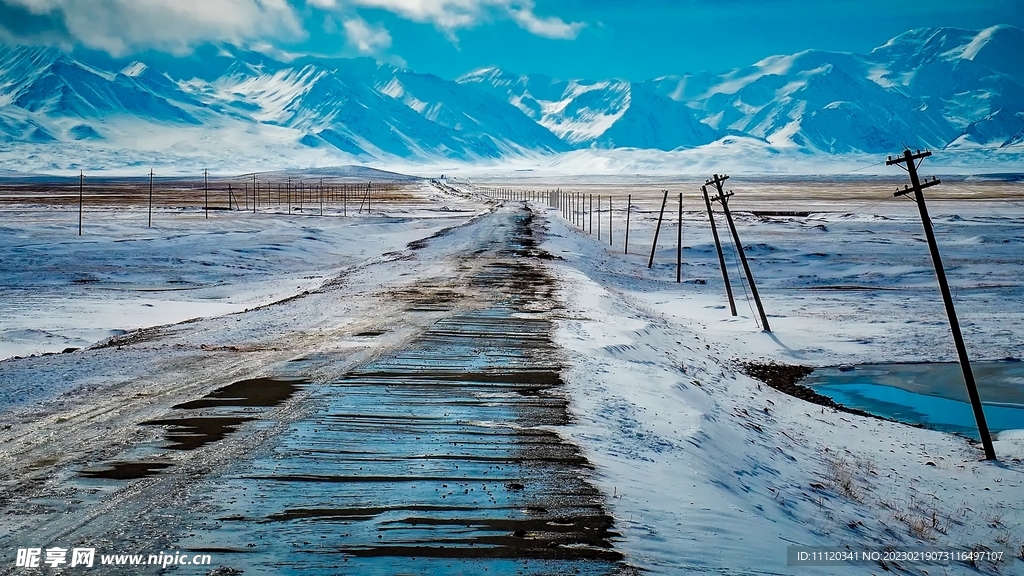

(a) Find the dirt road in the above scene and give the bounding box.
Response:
[0,205,631,575]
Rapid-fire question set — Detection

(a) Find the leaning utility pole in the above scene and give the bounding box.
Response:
[702,185,737,316]
[707,174,770,332]
[887,149,996,460]
[648,190,669,269]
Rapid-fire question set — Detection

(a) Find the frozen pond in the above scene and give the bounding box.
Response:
[804,361,1024,441]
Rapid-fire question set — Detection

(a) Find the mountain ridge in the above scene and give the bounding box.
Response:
[0,26,1022,173]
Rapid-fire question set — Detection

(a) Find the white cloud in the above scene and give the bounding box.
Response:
[343,15,392,54]
[324,0,584,40]
[509,3,584,39]
[0,0,305,56]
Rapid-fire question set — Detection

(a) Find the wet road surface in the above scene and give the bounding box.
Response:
[93,207,630,574]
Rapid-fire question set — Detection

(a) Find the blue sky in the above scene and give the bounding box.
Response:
[1,0,1022,80]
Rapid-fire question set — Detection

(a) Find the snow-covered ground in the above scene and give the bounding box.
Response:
[0,182,484,396]
[1,178,1022,574]
[525,185,1024,574]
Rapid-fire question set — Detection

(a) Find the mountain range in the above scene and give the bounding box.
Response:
[0,25,1022,173]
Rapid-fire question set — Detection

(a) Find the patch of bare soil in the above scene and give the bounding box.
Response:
[739,361,885,421]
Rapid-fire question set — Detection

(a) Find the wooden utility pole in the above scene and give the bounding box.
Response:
[625,194,631,254]
[78,170,84,236]
[148,169,154,227]
[707,174,770,332]
[204,169,209,219]
[359,181,371,213]
[648,190,669,269]
[887,149,996,460]
[702,185,737,316]
[676,193,683,283]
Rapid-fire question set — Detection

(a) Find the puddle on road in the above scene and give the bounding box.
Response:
[176,210,627,575]
[80,461,173,480]
[80,377,306,480]
[804,361,1024,441]
[141,416,256,451]
[171,377,302,409]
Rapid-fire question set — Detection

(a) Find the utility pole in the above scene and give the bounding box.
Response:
[702,185,737,316]
[887,149,996,460]
[78,170,84,236]
[625,194,631,254]
[707,174,770,332]
[676,193,683,283]
[648,190,669,269]
[148,169,154,227]
[359,181,371,213]
[204,169,209,219]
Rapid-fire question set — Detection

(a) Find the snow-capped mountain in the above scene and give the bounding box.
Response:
[0,43,566,167]
[0,25,1021,172]
[459,68,721,150]
[462,25,1024,155]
